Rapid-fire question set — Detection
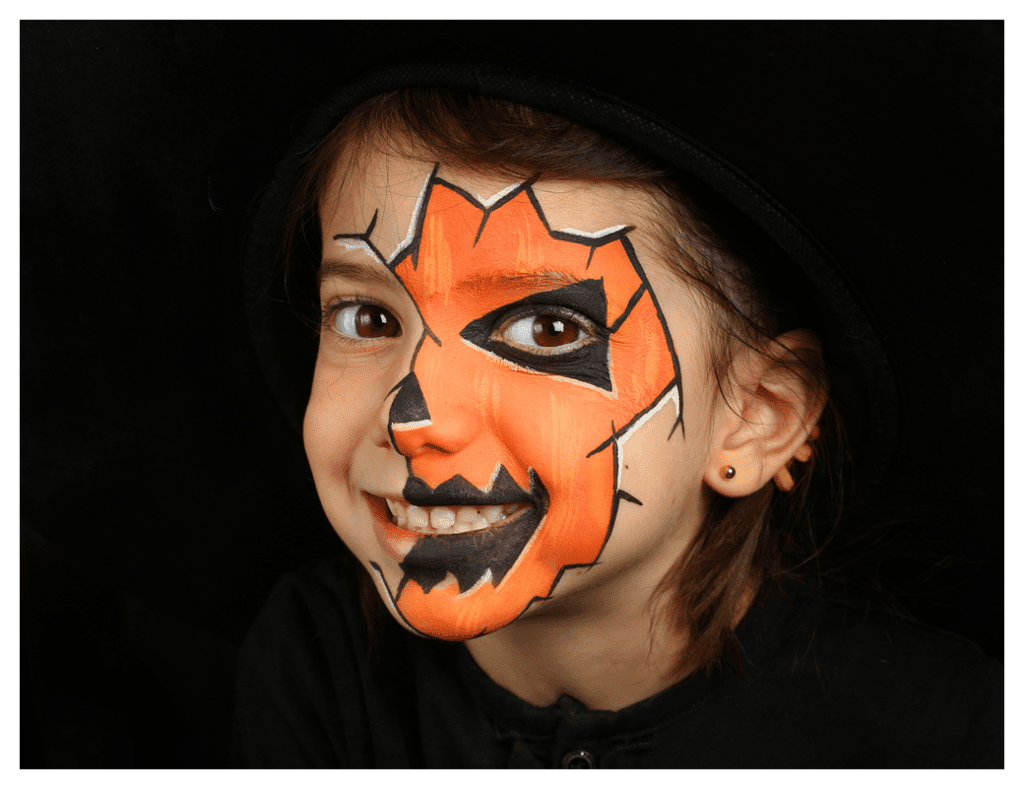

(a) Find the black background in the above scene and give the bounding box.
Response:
[21,22,1002,767]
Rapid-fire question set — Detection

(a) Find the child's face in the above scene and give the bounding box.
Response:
[305,147,720,640]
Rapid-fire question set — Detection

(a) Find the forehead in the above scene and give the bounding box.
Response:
[320,147,666,268]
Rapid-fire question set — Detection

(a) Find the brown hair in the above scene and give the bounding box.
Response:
[281,88,846,678]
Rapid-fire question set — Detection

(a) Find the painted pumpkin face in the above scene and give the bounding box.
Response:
[307,156,687,641]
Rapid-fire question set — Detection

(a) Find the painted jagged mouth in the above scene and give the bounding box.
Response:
[395,468,549,595]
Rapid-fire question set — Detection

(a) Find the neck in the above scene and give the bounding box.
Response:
[464,577,687,712]
[464,574,758,712]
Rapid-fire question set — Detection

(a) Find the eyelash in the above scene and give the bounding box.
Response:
[321,298,403,342]
[490,305,599,356]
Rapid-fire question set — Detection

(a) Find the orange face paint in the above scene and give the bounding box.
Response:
[366,172,682,639]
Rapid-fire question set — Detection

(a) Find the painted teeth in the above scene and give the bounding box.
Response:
[385,499,526,535]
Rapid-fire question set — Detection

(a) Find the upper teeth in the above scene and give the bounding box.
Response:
[385,500,527,535]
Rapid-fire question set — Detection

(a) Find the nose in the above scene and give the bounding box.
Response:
[387,366,479,457]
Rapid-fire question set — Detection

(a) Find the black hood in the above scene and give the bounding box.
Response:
[243,23,1000,504]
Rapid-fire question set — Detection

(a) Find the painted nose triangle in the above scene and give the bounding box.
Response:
[389,372,431,427]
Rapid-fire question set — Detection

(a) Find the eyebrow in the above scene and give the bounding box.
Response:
[317,261,584,296]
[462,270,583,291]
[318,257,398,290]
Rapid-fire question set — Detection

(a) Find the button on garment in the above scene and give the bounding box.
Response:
[561,750,595,768]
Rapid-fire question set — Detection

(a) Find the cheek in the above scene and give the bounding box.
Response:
[485,374,598,479]
[303,355,393,557]
[303,378,348,495]
[482,324,681,500]
[303,353,379,483]
[487,375,621,562]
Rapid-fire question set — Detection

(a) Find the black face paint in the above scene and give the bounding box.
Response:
[389,372,431,425]
[460,279,613,390]
[398,469,550,594]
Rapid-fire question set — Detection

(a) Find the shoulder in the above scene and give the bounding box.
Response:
[231,556,473,767]
[809,593,1001,697]
[256,554,366,631]
[240,554,370,671]
[762,590,1003,767]
[229,555,372,767]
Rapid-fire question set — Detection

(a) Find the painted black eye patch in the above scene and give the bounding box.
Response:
[459,279,612,391]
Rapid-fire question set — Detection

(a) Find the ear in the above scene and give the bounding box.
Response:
[704,329,827,497]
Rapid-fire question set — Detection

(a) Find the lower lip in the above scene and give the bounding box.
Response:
[365,493,418,561]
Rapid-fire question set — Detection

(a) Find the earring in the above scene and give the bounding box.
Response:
[721,465,736,480]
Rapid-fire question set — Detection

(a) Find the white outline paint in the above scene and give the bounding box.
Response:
[476,181,526,208]
[613,386,682,490]
[482,461,505,494]
[369,563,418,635]
[387,170,435,267]
[492,508,546,593]
[455,567,494,599]
[555,224,627,239]
[459,337,619,400]
[391,419,432,432]
[332,237,385,264]
[432,572,459,593]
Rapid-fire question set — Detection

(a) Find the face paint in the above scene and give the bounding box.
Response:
[350,169,684,640]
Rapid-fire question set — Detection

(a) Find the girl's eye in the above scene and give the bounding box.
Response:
[494,312,592,355]
[332,303,402,340]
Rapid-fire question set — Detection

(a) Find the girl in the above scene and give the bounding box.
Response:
[231,68,1002,767]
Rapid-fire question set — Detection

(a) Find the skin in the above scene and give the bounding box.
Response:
[304,145,823,710]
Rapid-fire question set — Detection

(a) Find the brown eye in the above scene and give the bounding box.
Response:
[333,303,402,339]
[495,311,593,356]
[532,315,579,347]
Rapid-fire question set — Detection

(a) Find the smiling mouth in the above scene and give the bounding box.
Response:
[385,498,531,535]
[380,467,550,595]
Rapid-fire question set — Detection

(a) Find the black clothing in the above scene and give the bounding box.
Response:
[230,557,1003,768]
